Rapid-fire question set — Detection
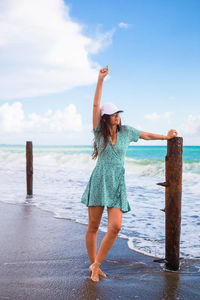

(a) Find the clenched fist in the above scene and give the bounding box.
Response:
[98,65,109,81]
[167,129,178,139]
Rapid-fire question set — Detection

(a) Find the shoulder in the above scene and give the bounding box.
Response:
[121,124,128,131]
[121,124,141,142]
[92,121,101,138]
[120,125,131,137]
[93,121,100,132]
[121,124,132,133]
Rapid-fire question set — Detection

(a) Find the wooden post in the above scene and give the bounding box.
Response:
[26,141,33,195]
[165,137,183,270]
[157,137,183,271]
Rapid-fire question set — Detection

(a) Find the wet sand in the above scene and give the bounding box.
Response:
[0,201,200,300]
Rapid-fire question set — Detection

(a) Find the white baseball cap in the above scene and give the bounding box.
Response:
[100,102,124,117]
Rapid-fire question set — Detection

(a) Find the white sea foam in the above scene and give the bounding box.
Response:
[0,145,200,259]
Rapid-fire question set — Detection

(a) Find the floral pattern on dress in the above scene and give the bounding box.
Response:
[81,122,141,213]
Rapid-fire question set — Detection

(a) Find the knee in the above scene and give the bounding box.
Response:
[87,221,99,233]
[108,224,121,236]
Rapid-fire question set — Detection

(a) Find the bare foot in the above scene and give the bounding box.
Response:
[89,262,102,282]
[89,264,107,278]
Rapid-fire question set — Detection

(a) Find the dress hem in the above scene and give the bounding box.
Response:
[81,200,131,214]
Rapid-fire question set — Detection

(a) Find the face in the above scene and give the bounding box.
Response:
[109,112,121,125]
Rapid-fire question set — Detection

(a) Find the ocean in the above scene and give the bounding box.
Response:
[0,144,199,259]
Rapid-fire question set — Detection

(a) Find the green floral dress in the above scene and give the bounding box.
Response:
[81,122,141,213]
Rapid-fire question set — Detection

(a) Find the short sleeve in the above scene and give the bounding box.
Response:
[126,125,141,143]
[92,121,100,137]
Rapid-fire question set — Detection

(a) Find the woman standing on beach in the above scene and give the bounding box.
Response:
[81,65,178,282]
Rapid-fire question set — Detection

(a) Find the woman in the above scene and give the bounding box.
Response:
[81,65,178,282]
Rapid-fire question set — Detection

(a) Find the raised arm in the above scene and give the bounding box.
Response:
[139,129,178,140]
[93,65,109,130]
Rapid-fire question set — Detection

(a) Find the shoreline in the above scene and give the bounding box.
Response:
[0,200,159,261]
[1,200,200,264]
[0,201,200,299]
[2,199,199,261]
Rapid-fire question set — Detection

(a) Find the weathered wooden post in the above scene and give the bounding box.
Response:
[157,137,183,271]
[26,141,33,195]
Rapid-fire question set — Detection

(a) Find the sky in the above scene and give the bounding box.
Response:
[0,0,199,146]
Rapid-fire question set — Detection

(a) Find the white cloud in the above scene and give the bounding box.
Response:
[144,111,172,122]
[118,22,130,29]
[178,114,200,136]
[86,26,116,54]
[0,102,82,134]
[0,102,24,133]
[0,0,115,99]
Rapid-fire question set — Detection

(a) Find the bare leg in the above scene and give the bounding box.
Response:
[85,206,106,278]
[90,207,122,281]
[86,206,104,263]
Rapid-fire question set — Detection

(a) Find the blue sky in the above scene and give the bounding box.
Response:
[0,0,199,145]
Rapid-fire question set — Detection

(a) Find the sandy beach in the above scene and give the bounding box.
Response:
[0,201,200,300]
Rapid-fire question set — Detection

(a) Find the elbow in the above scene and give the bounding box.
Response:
[140,131,151,140]
[143,135,151,140]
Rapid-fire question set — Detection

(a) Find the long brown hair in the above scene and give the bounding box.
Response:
[91,114,122,160]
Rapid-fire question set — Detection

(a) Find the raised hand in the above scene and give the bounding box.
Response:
[167,129,178,140]
[98,65,109,81]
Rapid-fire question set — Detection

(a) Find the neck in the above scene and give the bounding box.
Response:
[109,124,117,136]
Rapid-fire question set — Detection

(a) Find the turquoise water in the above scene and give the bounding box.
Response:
[1,144,199,161]
[127,145,200,161]
[0,144,199,258]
